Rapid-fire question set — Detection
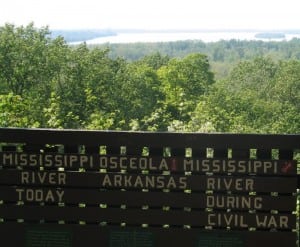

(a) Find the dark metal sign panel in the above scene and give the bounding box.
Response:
[0,204,296,229]
[26,227,72,247]
[0,186,296,211]
[109,229,154,247]
[0,129,299,246]
[0,128,299,149]
[0,170,297,192]
[0,152,297,175]
[0,223,297,247]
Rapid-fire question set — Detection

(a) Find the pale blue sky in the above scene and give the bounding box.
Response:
[0,0,299,30]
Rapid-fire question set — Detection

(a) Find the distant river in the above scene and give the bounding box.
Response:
[72,32,300,44]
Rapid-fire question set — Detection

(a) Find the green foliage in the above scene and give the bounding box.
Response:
[0,93,34,127]
[158,53,214,123]
[43,92,63,129]
[0,23,299,134]
[111,62,164,129]
[188,57,300,134]
[137,52,170,70]
[96,38,300,76]
[0,23,56,95]
[86,111,116,130]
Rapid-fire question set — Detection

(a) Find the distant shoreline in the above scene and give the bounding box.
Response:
[254,33,286,39]
[64,30,300,45]
[110,29,300,34]
[51,29,300,43]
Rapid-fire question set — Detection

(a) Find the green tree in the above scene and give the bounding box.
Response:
[52,44,116,128]
[0,93,38,127]
[158,53,214,123]
[0,23,52,95]
[188,57,300,134]
[272,60,300,110]
[226,56,278,97]
[270,60,300,133]
[111,63,164,129]
[0,23,74,127]
[137,52,170,70]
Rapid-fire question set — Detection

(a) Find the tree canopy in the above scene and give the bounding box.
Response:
[0,23,299,134]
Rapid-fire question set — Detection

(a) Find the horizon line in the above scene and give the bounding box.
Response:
[49,28,300,33]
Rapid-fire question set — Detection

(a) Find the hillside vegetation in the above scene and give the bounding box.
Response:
[0,23,299,133]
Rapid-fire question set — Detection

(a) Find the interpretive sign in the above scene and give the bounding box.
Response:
[0,128,299,247]
[1,152,296,175]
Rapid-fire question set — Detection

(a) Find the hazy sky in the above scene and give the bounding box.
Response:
[0,0,299,30]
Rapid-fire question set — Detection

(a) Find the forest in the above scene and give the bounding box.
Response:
[0,23,299,134]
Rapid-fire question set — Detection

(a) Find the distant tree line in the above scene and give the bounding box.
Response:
[96,38,300,61]
[94,38,300,78]
[0,23,299,134]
